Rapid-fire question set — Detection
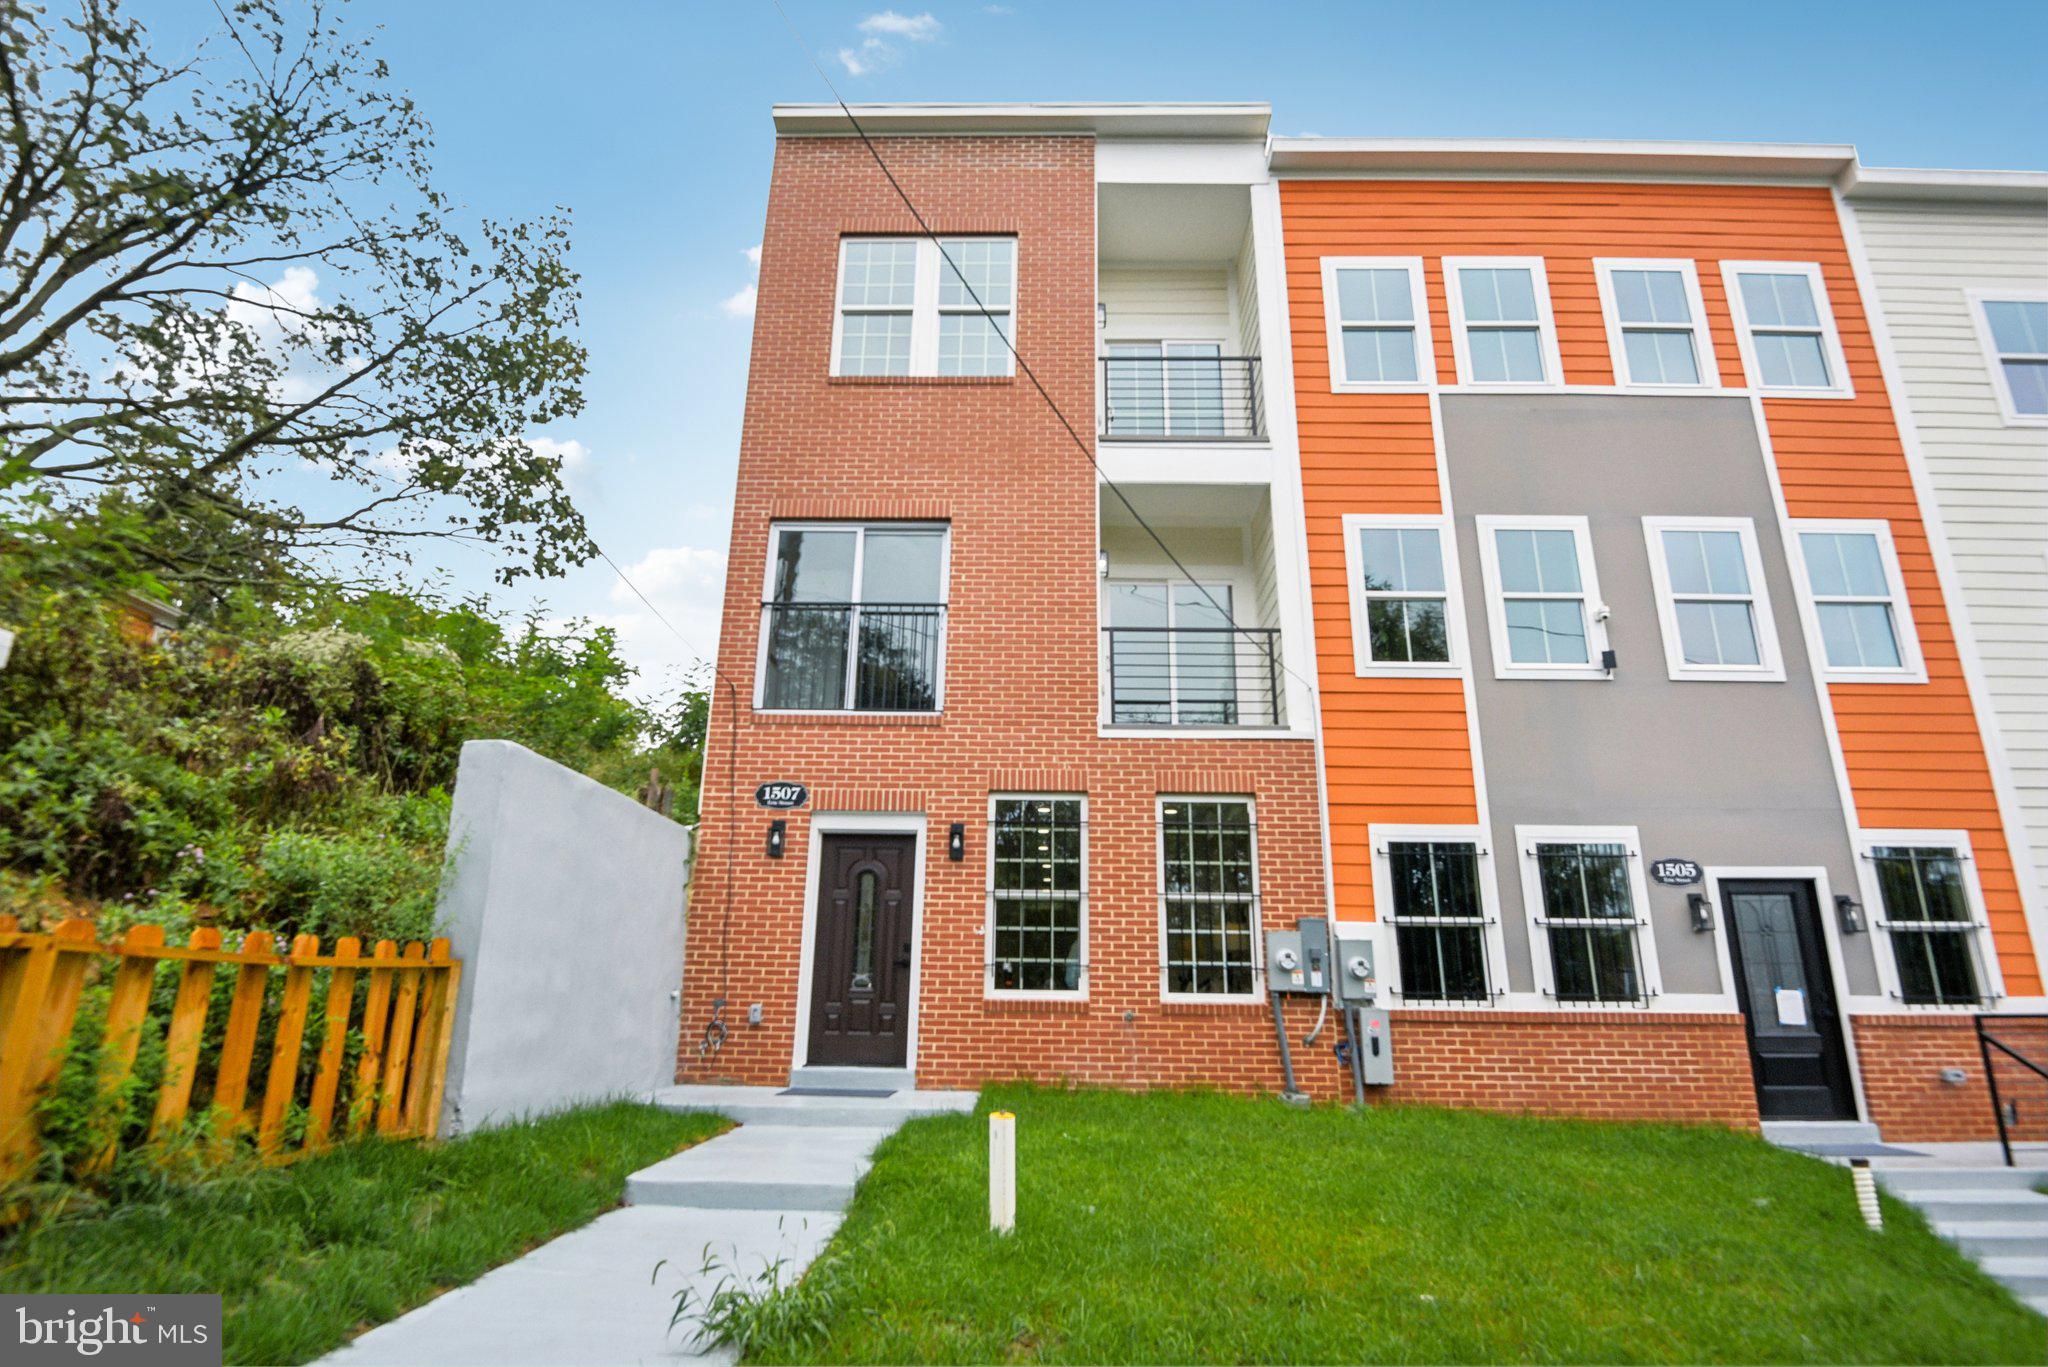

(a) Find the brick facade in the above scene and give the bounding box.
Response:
[1850,1014,2001,1142]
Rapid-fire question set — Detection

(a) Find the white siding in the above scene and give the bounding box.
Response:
[1097,266,1234,346]
[1853,196,2048,906]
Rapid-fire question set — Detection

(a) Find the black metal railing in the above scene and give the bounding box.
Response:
[1102,626,1282,727]
[1100,355,1264,440]
[759,602,944,712]
[1977,1013,2048,1166]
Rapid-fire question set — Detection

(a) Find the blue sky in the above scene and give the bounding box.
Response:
[134,1,2047,698]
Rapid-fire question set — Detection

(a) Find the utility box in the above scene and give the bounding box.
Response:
[1263,918,1330,995]
[1333,935,1378,1004]
[1355,1006,1395,1085]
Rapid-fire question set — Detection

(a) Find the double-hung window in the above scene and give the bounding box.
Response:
[1722,262,1852,397]
[1642,517,1784,681]
[1475,516,1609,679]
[1374,833,1494,1004]
[1967,291,2048,424]
[988,796,1085,995]
[1862,836,1992,1006]
[1520,828,1655,1005]
[833,236,1016,377]
[1595,259,1718,388]
[1445,258,1561,386]
[1789,519,1925,683]
[1159,798,1259,999]
[1321,258,1432,390]
[1342,514,1461,674]
[758,523,948,712]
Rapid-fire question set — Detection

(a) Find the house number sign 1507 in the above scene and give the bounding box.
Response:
[755,782,808,810]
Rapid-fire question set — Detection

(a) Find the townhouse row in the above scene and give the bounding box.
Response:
[677,105,2048,1142]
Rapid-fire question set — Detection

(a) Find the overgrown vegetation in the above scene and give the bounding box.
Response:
[0,1102,729,1366]
[729,1085,2042,1364]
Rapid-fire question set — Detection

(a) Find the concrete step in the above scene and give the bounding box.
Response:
[651,1082,977,1129]
[787,1064,915,1092]
[1941,1221,2048,1260]
[1911,1191,2048,1224]
[1980,1256,2048,1297]
[1876,1166,2048,1194]
[625,1124,894,1212]
[1760,1120,1882,1148]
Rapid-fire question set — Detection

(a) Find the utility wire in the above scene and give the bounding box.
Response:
[766,0,1317,706]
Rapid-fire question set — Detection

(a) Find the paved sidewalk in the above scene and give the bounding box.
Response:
[320,1084,975,1366]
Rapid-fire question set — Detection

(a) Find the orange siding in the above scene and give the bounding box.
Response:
[1280,180,2038,993]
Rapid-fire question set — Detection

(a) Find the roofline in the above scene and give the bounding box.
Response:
[1841,165,2048,205]
[1265,137,1859,180]
[770,102,1271,139]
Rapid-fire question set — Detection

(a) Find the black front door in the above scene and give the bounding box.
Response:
[807,834,915,1068]
[1722,879,1856,1120]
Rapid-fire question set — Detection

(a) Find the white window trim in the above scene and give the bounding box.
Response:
[828,236,1017,378]
[1339,513,1467,678]
[1965,287,2048,428]
[1640,516,1786,682]
[1369,824,1509,1008]
[1719,260,1855,400]
[754,520,953,713]
[1784,517,1927,685]
[1319,256,1435,392]
[1515,824,1665,1005]
[1156,794,1265,1005]
[1443,256,1564,389]
[1853,828,2007,1009]
[1593,258,1722,390]
[984,793,1088,1002]
[1473,514,1611,681]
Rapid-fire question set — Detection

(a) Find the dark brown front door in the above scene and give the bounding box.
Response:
[807,834,915,1068]
[1722,879,1856,1120]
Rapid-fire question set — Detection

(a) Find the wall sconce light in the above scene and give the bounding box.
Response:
[766,819,786,860]
[948,822,966,862]
[1097,549,1109,580]
[1687,892,1714,933]
[1835,893,1866,934]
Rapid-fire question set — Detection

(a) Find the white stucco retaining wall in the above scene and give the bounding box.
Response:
[437,739,692,1134]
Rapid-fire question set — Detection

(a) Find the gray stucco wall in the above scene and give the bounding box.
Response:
[437,740,693,1134]
[1441,394,1877,998]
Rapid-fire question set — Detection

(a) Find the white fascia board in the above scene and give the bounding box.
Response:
[771,102,1272,140]
[1840,165,2048,205]
[1266,137,1857,182]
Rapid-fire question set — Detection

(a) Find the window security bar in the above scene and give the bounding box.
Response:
[1384,914,1496,928]
[1391,985,1506,1004]
[1542,985,1658,1007]
[1531,916,1650,929]
[1861,848,1972,861]
[1527,846,1639,858]
[1874,919,1979,933]
[1380,844,1490,858]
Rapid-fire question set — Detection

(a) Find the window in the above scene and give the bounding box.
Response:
[1518,828,1655,1005]
[758,523,948,711]
[1104,341,1226,437]
[1474,516,1609,679]
[1594,259,1718,388]
[1860,834,1995,1007]
[988,797,1085,995]
[1444,258,1562,386]
[832,236,1015,377]
[1789,519,1925,683]
[1321,257,1433,390]
[1722,262,1852,398]
[1341,514,1462,675]
[1968,290,2048,425]
[1642,517,1784,681]
[1159,798,1259,998]
[1374,833,1495,1004]
[1105,581,1270,726]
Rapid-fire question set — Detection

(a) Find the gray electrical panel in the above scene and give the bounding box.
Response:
[1333,935,1378,1004]
[1355,1006,1395,1085]
[1263,918,1330,995]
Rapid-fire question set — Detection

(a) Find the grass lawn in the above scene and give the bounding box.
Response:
[0,1101,728,1365]
[761,1086,2041,1365]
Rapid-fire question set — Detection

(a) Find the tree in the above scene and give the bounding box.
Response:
[0,0,592,602]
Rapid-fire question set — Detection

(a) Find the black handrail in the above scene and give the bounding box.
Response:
[1099,355,1264,440]
[1976,1013,2048,1166]
[759,601,945,712]
[1102,625,1282,727]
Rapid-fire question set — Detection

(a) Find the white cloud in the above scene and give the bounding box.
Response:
[837,11,941,75]
[858,10,941,40]
[984,3,1015,13]
[744,243,762,268]
[836,42,884,76]
[599,543,729,691]
[720,283,757,318]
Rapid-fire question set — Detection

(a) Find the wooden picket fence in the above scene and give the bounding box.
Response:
[0,916,462,1183]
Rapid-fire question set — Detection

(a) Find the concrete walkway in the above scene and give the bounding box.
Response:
[320,1083,976,1366]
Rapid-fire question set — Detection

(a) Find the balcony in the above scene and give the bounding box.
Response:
[759,602,945,712]
[1099,353,1264,441]
[1102,624,1283,727]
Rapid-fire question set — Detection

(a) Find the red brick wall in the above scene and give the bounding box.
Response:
[678,133,1340,1096]
[1852,1014,2000,1142]
[1380,1011,1760,1129]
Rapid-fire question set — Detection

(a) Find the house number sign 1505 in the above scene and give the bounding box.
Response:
[1650,858,1702,886]
[754,782,808,810]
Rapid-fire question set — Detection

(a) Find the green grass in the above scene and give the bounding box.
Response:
[759,1086,2041,1365]
[0,1102,728,1365]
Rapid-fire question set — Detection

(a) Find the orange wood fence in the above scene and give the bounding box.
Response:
[0,916,462,1182]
